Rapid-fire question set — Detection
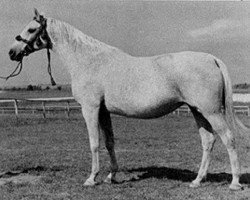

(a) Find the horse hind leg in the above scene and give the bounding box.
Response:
[189,107,216,188]
[206,113,242,190]
[190,107,242,190]
[99,103,119,184]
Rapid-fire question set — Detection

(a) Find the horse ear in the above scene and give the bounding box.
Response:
[34,8,40,20]
[34,8,45,24]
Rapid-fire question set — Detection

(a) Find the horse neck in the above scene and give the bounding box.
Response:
[46,18,120,78]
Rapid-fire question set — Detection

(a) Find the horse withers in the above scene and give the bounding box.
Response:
[9,9,248,190]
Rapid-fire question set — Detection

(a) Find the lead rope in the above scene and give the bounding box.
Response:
[47,48,56,86]
[0,60,23,80]
[0,49,56,85]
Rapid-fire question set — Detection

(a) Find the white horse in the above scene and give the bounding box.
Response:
[9,9,247,190]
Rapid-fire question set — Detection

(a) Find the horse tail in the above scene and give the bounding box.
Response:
[215,58,250,140]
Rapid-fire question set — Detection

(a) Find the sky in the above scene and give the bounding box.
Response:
[0,0,250,87]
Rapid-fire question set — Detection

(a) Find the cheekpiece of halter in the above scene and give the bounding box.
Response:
[13,16,56,86]
[15,17,52,55]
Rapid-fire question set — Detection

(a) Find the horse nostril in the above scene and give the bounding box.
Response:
[9,49,14,57]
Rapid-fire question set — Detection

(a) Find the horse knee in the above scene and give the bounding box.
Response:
[90,144,99,153]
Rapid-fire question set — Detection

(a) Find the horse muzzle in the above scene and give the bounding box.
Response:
[9,44,33,61]
[8,48,24,61]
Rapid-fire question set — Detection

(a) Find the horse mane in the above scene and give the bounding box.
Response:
[47,18,119,55]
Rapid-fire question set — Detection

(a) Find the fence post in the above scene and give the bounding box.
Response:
[14,99,18,117]
[42,101,46,118]
[66,101,70,118]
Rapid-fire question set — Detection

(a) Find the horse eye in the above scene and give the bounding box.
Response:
[28,28,36,33]
[15,35,22,41]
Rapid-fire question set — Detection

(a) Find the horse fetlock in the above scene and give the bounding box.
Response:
[189,180,201,188]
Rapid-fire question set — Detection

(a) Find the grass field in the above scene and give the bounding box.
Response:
[0,114,249,200]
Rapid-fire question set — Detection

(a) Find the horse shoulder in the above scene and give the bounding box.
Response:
[71,73,104,107]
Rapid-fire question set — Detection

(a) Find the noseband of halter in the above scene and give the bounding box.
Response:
[4,17,56,86]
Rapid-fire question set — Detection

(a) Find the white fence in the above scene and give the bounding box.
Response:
[0,97,249,118]
[0,97,81,118]
[172,105,250,116]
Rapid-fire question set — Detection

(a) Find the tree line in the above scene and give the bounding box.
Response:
[0,85,63,91]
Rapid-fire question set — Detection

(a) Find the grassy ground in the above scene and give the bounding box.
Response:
[0,114,249,200]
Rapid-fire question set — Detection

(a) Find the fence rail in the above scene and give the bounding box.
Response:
[0,97,80,118]
[172,105,250,117]
[0,97,249,118]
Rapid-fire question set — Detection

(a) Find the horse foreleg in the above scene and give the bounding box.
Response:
[82,106,100,186]
[99,104,118,184]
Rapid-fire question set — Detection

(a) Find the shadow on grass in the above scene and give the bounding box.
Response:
[0,165,67,178]
[126,166,250,184]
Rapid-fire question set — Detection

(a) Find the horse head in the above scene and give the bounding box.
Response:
[9,8,52,61]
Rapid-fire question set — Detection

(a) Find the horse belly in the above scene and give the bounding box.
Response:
[105,92,182,119]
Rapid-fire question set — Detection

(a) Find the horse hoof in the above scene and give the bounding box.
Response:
[83,179,97,186]
[104,177,118,184]
[229,183,244,191]
[189,181,200,188]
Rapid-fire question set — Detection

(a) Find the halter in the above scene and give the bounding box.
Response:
[2,18,56,85]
